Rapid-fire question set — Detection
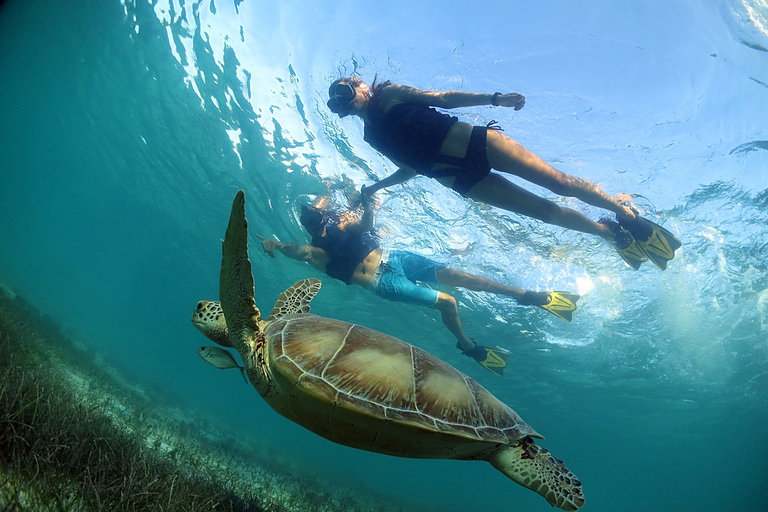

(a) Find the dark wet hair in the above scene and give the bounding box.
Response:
[300,206,327,231]
[369,74,394,97]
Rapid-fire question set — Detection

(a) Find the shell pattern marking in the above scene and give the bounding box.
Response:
[268,315,538,443]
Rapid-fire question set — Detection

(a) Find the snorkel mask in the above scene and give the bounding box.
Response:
[327,82,356,116]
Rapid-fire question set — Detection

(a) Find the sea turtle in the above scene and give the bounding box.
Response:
[191,190,584,510]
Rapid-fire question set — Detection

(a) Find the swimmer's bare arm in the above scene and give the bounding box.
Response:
[258,236,329,271]
[344,188,375,235]
[361,167,417,196]
[384,83,525,110]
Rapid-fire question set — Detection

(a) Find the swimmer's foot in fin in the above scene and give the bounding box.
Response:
[600,219,648,270]
[618,215,681,270]
[518,291,580,322]
[458,342,510,377]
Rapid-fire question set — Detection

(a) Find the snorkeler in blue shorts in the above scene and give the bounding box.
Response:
[259,192,579,376]
[367,249,444,307]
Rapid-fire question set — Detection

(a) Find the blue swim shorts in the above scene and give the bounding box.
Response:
[368,249,445,308]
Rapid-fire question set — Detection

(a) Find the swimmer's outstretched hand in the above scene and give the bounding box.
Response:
[495,93,526,111]
[256,234,280,258]
[358,185,376,210]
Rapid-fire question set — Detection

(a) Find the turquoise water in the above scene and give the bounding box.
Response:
[1,0,767,510]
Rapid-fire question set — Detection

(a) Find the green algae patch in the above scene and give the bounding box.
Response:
[0,289,417,512]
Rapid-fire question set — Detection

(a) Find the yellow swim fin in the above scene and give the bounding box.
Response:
[626,217,681,270]
[459,342,510,377]
[518,290,580,322]
[539,291,580,322]
[616,211,681,270]
[601,218,648,270]
[615,227,648,270]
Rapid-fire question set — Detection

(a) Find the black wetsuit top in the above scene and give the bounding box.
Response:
[311,223,379,285]
[363,100,493,196]
[364,102,459,176]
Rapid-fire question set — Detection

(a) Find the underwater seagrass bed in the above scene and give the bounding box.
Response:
[0,287,428,512]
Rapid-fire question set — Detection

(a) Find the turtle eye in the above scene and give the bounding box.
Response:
[196,301,204,310]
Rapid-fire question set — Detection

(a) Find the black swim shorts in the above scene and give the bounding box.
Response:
[450,126,491,196]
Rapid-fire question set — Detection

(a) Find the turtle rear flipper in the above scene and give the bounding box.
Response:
[267,279,322,321]
[489,436,585,511]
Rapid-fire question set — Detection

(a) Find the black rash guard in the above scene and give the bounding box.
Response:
[364,102,458,176]
[363,100,492,196]
[311,224,379,285]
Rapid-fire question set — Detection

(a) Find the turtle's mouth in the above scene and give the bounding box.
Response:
[190,315,208,332]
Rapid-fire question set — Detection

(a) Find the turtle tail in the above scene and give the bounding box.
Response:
[488,436,584,511]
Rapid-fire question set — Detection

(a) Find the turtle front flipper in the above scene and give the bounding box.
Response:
[220,190,262,347]
[266,279,322,322]
[489,436,584,511]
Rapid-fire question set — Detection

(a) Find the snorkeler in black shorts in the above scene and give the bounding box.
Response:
[326,76,681,270]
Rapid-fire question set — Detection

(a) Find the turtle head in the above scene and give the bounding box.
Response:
[191,300,232,347]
